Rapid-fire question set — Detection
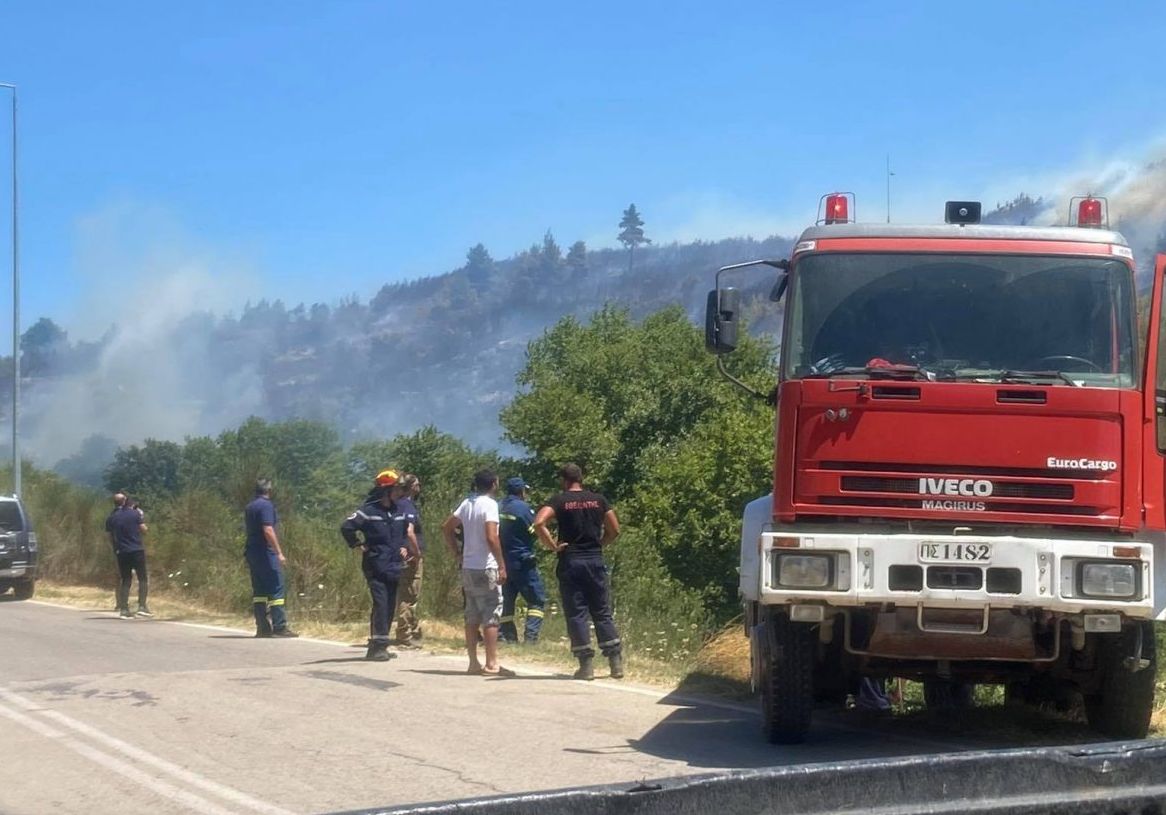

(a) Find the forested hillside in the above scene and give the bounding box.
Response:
[10,230,792,482]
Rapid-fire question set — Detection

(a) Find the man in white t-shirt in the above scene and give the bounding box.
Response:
[442,469,512,676]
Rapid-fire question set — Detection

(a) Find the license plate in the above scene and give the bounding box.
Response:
[918,542,992,563]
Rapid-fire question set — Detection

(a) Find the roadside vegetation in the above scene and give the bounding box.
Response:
[16,305,775,671]
[12,302,1166,734]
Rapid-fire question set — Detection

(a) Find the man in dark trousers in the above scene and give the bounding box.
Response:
[244,479,298,638]
[533,463,623,680]
[105,492,151,619]
[498,477,546,644]
[342,470,414,661]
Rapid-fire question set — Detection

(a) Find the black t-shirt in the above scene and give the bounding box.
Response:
[545,490,609,558]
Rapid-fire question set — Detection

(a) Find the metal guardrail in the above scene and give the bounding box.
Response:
[335,739,1166,815]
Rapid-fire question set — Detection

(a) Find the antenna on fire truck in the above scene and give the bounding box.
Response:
[886,154,894,224]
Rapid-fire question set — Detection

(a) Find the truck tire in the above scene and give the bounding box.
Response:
[12,578,34,601]
[761,612,815,744]
[1085,623,1156,740]
[923,678,974,710]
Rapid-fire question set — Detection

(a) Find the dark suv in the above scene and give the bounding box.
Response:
[0,496,37,600]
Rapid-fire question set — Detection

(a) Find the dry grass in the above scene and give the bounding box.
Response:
[692,620,751,683]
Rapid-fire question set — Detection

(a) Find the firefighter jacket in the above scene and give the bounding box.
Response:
[341,499,410,578]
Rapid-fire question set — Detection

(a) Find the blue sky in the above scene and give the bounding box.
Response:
[2,0,1166,332]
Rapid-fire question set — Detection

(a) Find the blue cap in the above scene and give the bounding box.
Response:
[505,477,529,494]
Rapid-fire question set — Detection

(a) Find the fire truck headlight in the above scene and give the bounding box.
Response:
[777,554,832,589]
[1080,562,1138,599]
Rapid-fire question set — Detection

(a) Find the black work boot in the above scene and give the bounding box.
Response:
[608,652,624,679]
[367,640,391,662]
[574,654,595,681]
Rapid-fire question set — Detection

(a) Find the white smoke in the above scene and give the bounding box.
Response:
[22,201,265,464]
[1028,141,1166,271]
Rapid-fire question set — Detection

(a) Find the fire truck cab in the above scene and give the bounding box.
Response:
[707,195,1165,743]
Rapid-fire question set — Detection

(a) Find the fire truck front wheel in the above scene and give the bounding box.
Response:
[1084,622,1156,740]
[760,611,815,744]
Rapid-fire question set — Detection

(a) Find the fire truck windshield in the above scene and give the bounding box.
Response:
[783,253,1136,387]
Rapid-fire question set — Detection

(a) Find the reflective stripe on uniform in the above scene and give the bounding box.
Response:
[597,638,621,649]
[252,596,268,604]
[499,615,515,624]
[500,513,518,521]
[269,598,285,607]
[571,644,592,653]
[527,608,545,618]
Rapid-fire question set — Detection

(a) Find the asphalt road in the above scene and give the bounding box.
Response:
[0,599,1036,815]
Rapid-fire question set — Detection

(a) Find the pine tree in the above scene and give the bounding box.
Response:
[540,230,562,268]
[464,243,495,287]
[618,204,650,272]
[566,240,588,275]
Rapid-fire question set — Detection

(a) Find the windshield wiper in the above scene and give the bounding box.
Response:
[805,365,930,381]
[997,369,1081,387]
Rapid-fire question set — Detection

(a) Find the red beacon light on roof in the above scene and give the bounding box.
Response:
[818,192,855,225]
[1070,195,1108,229]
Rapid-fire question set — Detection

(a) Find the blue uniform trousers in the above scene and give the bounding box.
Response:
[245,547,288,632]
[366,571,400,642]
[499,557,546,643]
[556,556,620,658]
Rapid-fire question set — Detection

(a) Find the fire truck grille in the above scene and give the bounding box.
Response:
[821,460,1110,481]
[817,496,1099,516]
[840,476,1073,500]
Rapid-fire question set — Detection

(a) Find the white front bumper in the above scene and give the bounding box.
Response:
[756,531,1154,619]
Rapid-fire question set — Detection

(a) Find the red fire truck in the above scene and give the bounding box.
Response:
[706,195,1163,743]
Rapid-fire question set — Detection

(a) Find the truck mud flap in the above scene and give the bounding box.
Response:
[335,740,1166,815]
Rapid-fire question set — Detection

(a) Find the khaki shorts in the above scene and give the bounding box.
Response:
[462,568,503,627]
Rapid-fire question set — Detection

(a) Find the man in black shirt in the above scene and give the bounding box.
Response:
[533,463,622,681]
[105,493,151,619]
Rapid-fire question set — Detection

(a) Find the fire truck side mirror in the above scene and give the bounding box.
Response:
[769,274,789,303]
[705,288,740,355]
[1156,392,1166,451]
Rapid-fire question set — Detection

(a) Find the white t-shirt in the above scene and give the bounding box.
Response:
[455,494,499,570]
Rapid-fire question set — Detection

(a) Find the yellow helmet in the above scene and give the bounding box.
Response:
[375,469,400,487]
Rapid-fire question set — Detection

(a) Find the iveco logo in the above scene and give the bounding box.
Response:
[918,478,994,497]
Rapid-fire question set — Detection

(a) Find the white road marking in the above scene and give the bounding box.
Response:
[0,687,296,815]
[0,698,243,815]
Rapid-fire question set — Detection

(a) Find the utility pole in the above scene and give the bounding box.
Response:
[0,83,18,498]
[886,154,894,224]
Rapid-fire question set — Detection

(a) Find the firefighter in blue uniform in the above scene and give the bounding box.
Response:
[498,477,546,644]
[244,479,298,638]
[341,470,415,661]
